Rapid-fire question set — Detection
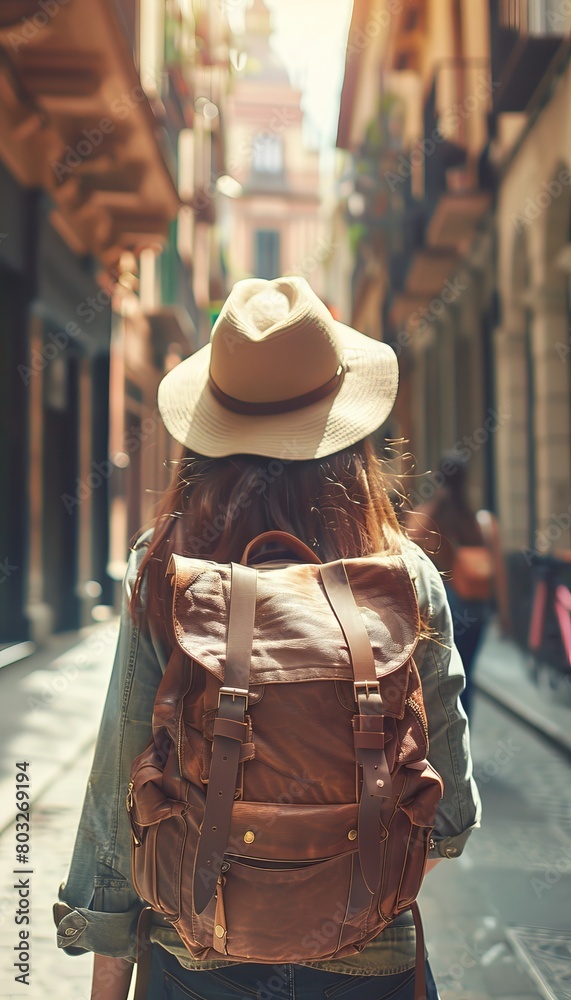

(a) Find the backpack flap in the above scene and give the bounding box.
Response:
[168,552,420,719]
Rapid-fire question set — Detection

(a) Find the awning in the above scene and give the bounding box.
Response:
[404,248,459,297]
[0,0,180,270]
[388,293,430,332]
[35,217,111,355]
[426,192,491,252]
[494,35,566,113]
[146,306,197,363]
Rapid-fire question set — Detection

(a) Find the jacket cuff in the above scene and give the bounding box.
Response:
[53,900,142,960]
[429,822,478,859]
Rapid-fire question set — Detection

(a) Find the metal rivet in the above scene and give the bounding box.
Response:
[243,830,255,844]
[214,924,225,938]
[347,829,357,841]
[376,779,385,788]
[64,927,76,936]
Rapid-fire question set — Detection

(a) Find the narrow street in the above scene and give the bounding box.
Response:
[0,629,569,999]
[0,0,569,998]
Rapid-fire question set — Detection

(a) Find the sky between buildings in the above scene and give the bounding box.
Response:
[224,0,354,149]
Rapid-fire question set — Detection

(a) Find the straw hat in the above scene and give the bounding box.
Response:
[157,276,398,460]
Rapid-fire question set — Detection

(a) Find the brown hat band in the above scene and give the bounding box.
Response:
[208,365,344,416]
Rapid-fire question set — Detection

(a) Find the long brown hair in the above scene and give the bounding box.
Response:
[130,437,405,638]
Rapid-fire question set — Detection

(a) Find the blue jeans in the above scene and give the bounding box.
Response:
[146,944,441,999]
[443,584,489,720]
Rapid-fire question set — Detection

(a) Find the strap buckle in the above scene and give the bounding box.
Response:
[218,686,249,710]
[353,680,380,701]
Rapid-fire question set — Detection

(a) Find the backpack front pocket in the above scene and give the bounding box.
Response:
[178,801,374,963]
[128,757,188,920]
[191,850,357,963]
[378,761,443,920]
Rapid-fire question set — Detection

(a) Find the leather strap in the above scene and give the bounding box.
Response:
[193,562,257,915]
[209,365,343,416]
[337,852,373,951]
[320,560,391,894]
[319,561,377,685]
[213,876,229,955]
[411,901,428,1000]
[133,906,153,1000]
[241,530,322,566]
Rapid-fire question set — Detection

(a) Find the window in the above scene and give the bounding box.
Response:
[254,230,280,280]
[252,134,283,174]
[500,0,566,33]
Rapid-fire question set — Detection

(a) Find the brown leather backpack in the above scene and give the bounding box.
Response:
[127,531,443,994]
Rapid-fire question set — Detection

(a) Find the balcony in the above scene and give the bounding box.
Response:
[422,59,492,207]
[490,0,569,113]
[0,0,180,269]
[492,33,567,112]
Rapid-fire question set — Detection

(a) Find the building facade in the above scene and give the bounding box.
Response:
[0,0,230,648]
[491,9,570,640]
[221,0,328,297]
[335,0,570,647]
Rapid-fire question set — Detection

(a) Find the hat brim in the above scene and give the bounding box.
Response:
[157,322,399,460]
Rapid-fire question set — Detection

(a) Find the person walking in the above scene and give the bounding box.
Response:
[54,277,481,1000]
[404,452,492,719]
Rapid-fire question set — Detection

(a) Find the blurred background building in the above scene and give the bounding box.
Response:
[333,0,571,648]
[0,0,229,644]
[221,0,327,296]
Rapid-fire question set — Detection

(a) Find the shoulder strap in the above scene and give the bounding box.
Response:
[193,562,258,917]
[319,560,392,896]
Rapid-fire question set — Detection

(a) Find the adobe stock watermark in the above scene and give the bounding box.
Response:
[247,902,351,1000]
[8,0,71,52]
[18,330,74,386]
[437,934,489,989]
[408,406,511,508]
[452,606,483,638]
[51,78,160,181]
[27,620,118,713]
[193,770,314,898]
[187,455,295,552]
[384,75,499,193]
[473,738,521,786]
[61,409,162,513]
[555,325,571,363]
[0,559,18,585]
[511,166,571,232]
[194,105,297,215]
[545,0,571,30]
[18,283,115,385]
[521,501,571,565]
[345,0,403,64]
[388,275,469,357]
[289,237,339,283]
[530,844,571,899]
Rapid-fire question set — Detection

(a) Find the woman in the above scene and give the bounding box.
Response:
[404,452,492,718]
[54,277,481,1000]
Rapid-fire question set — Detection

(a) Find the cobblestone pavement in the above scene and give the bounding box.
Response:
[0,628,569,999]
